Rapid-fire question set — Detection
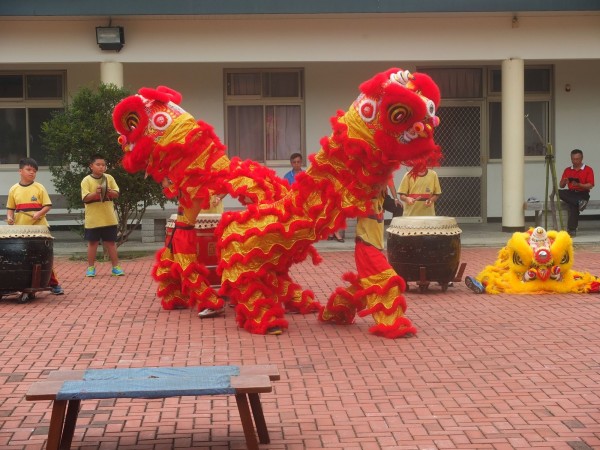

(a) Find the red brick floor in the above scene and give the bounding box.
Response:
[1,247,600,449]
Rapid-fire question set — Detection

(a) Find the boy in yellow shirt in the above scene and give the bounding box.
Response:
[6,158,64,294]
[398,168,441,216]
[81,154,124,277]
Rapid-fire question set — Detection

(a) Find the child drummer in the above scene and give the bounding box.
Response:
[6,157,64,295]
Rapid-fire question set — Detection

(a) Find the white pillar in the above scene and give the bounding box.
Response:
[100,62,123,87]
[501,58,525,232]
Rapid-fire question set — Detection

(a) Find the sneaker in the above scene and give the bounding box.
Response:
[111,266,125,276]
[578,199,588,212]
[568,229,577,237]
[85,266,96,277]
[50,285,64,295]
[464,276,485,294]
[198,307,225,318]
[267,326,283,335]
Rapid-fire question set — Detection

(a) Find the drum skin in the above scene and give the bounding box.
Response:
[0,226,54,292]
[386,217,461,283]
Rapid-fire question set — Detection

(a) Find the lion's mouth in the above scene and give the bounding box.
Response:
[398,119,437,144]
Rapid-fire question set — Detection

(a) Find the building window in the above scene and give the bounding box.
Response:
[225,69,304,164]
[0,72,65,165]
[488,66,552,160]
[421,67,483,99]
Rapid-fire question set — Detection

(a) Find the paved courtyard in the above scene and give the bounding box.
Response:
[1,245,599,449]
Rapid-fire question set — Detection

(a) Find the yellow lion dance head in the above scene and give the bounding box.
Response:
[476,227,599,294]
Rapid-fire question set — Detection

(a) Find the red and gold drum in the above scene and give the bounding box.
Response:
[0,225,54,294]
[195,213,222,287]
[387,216,462,286]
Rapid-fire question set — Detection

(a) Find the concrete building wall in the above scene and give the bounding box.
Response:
[1,14,598,63]
[1,12,599,218]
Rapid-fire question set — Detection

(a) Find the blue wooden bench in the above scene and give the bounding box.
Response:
[26,364,279,450]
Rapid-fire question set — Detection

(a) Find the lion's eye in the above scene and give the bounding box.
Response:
[125,112,139,131]
[513,252,524,266]
[560,253,569,264]
[425,99,436,118]
[388,104,411,124]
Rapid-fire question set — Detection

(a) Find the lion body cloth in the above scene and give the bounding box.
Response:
[113,68,443,337]
[469,226,599,294]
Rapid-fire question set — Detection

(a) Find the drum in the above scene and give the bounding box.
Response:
[386,216,462,285]
[0,225,54,292]
[195,213,222,287]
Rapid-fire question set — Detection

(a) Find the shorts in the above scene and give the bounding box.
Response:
[84,225,118,242]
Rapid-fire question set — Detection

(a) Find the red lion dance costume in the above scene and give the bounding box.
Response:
[113,86,289,313]
[113,68,442,338]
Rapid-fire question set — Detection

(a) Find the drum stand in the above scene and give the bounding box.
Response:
[0,264,51,303]
[406,262,467,293]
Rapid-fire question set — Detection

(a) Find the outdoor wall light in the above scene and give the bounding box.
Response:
[96,26,125,52]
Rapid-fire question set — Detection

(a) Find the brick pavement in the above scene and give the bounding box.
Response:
[1,246,599,449]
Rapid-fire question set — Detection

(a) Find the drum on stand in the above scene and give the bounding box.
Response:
[0,225,54,299]
[195,213,222,287]
[387,216,463,292]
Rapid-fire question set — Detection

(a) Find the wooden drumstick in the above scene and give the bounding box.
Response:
[17,211,38,220]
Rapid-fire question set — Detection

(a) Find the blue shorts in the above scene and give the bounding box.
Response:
[84,225,118,242]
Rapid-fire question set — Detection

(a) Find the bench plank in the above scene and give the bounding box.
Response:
[26,365,277,450]
[524,200,600,227]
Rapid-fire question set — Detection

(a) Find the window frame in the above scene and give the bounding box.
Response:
[224,68,305,166]
[0,70,66,167]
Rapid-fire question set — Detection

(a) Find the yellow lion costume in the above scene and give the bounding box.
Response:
[465,226,600,294]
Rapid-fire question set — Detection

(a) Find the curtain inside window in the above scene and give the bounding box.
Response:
[423,68,483,99]
[226,105,263,161]
[265,105,301,160]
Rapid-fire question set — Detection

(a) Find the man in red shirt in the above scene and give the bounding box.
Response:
[558,149,594,236]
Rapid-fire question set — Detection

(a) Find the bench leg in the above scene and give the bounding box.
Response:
[46,400,67,450]
[59,400,81,450]
[235,393,259,450]
[248,393,270,444]
[45,399,80,450]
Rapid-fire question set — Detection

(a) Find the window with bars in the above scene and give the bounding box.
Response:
[225,69,304,164]
[0,72,65,165]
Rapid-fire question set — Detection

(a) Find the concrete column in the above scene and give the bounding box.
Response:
[100,62,123,87]
[501,58,525,232]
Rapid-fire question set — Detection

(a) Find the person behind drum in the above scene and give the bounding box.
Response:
[397,167,441,216]
[397,167,451,287]
[81,154,124,278]
[6,158,64,295]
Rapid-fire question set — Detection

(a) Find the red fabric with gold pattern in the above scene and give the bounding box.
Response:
[114,68,441,337]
